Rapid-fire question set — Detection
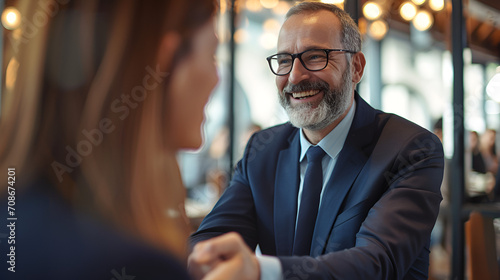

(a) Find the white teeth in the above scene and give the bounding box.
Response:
[291,90,320,99]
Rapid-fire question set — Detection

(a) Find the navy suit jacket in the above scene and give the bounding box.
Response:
[190,94,444,279]
[0,180,191,280]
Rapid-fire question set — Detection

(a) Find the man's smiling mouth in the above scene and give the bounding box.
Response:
[290,90,321,99]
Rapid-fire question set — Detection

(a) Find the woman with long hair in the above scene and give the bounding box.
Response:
[0,0,217,278]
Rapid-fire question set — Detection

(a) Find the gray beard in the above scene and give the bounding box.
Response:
[279,67,353,131]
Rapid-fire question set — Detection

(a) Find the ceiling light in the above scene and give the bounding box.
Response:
[363,2,383,21]
[369,20,388,40]
[412,10,434,31]
[429,0,445,11]
[1,7,21,30]
[400,2,417,21]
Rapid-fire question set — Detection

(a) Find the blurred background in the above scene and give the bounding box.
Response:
[1,0,499,279]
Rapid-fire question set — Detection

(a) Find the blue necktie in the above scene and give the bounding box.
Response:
[293,146,326,255]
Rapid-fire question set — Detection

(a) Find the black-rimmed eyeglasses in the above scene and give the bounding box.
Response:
[266,49,356,76]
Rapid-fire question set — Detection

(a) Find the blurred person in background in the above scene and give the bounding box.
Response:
[467,131,492,202]
[0,0,217,279]
[480,129,498,175]
[467,129,497,201]
[470,131,487,174]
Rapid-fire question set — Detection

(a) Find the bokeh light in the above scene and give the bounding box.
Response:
[1,7,21,30]
[260,0,279,9]
[429,0,444,11]
[412,10,433,31]
[363,2,383,21]
[400,2,417,21]
[369,20,388,40]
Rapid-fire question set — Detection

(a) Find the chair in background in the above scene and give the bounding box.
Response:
[465,211,500,280]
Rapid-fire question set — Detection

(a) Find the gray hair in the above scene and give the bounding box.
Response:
[285,2,362,52]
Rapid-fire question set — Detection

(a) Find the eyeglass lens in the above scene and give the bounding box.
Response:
[269,49,329,75]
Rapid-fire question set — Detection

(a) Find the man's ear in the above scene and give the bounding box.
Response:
[157,32,181,72]
[351,52,366,84]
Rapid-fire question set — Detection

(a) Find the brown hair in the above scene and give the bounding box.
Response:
[0,0,216,258]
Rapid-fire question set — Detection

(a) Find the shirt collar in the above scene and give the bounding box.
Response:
[299,99,356,162]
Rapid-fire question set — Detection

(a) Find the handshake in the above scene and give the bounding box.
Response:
[188,232,261,280]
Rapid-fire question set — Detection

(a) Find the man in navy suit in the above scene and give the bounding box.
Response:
[189,2,444,280]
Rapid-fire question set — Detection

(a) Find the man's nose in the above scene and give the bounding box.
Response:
[288,58,310,85]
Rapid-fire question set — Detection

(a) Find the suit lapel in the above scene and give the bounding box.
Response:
[310,94,378,256]
[274,129,300,256]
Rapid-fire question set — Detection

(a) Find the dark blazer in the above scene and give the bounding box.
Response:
[190,94,444,280]
[0,180,191,280]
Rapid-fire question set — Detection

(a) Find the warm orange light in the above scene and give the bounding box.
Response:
[363,2,382,21]
[246,0,262,12]
[1,7,21,30]
[234,29,249,44]
[272,1,290,15]
[369,20,388,40]
[429,0,444,11]
[400,2,417,21]
[6,58,19,90]
[263,19,280,32]
[260,0,279,9]
[413,10,433,31]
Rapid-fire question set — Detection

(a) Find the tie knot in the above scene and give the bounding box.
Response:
[306,146,326,163]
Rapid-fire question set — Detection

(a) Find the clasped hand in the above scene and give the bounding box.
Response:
[188,232,260,280]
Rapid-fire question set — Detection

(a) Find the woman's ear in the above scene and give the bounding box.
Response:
[157,32,181,72]
[351,52,366,84]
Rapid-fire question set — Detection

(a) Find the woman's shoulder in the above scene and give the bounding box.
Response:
[0,181,191,280]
